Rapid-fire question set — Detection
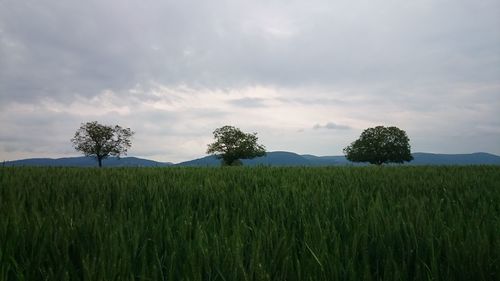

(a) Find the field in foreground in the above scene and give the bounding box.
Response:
[0,166,499,281]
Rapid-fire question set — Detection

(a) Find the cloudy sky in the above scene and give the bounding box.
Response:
[1,0,499,163]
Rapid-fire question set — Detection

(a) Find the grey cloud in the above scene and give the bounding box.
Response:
[313,122,351,130]
[229,98,267,108]
[277,97,346,106]
[0,0,213,103]
[2,0,499,104]
[0,109,81,152]
[1,0,499,160]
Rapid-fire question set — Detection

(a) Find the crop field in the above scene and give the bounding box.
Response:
[0,166,499,281]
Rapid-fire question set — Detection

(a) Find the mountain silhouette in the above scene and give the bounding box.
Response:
[3,151,500,167]
[3,156,172,167]
[175,151,500,166]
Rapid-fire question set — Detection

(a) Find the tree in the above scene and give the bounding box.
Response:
[343,126,413,165]
[207,125,266,166]
[71,121,134,167]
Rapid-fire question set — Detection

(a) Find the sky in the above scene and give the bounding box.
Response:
[1,0,499,163]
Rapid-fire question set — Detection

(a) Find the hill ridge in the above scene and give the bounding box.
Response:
[3,151,500,167]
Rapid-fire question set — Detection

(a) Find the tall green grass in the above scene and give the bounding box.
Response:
[0,166,499,280]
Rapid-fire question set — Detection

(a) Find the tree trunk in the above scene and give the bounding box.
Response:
[98,157,102,167]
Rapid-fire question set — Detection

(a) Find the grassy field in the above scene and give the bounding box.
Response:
[0,166,499,281]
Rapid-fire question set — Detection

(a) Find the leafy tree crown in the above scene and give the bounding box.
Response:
[207,125,266,166]
[71,121,134,167]
[343,125,413,165]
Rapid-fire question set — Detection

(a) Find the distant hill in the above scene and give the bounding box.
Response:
[301,154,351,166]
[411,152,500,165]
[177,151,313,166]
[3,152,500,167]
[175,151,500,166]
[176,155,220,166]
[3,156,172,167]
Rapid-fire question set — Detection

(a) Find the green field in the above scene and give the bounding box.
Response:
[0,166,499,280]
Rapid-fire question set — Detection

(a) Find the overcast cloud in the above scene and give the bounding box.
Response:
[1,0,499,162]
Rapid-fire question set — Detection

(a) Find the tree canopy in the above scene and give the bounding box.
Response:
[71,121,134,167]
[207,125,266,166]
[343,126,413,165]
